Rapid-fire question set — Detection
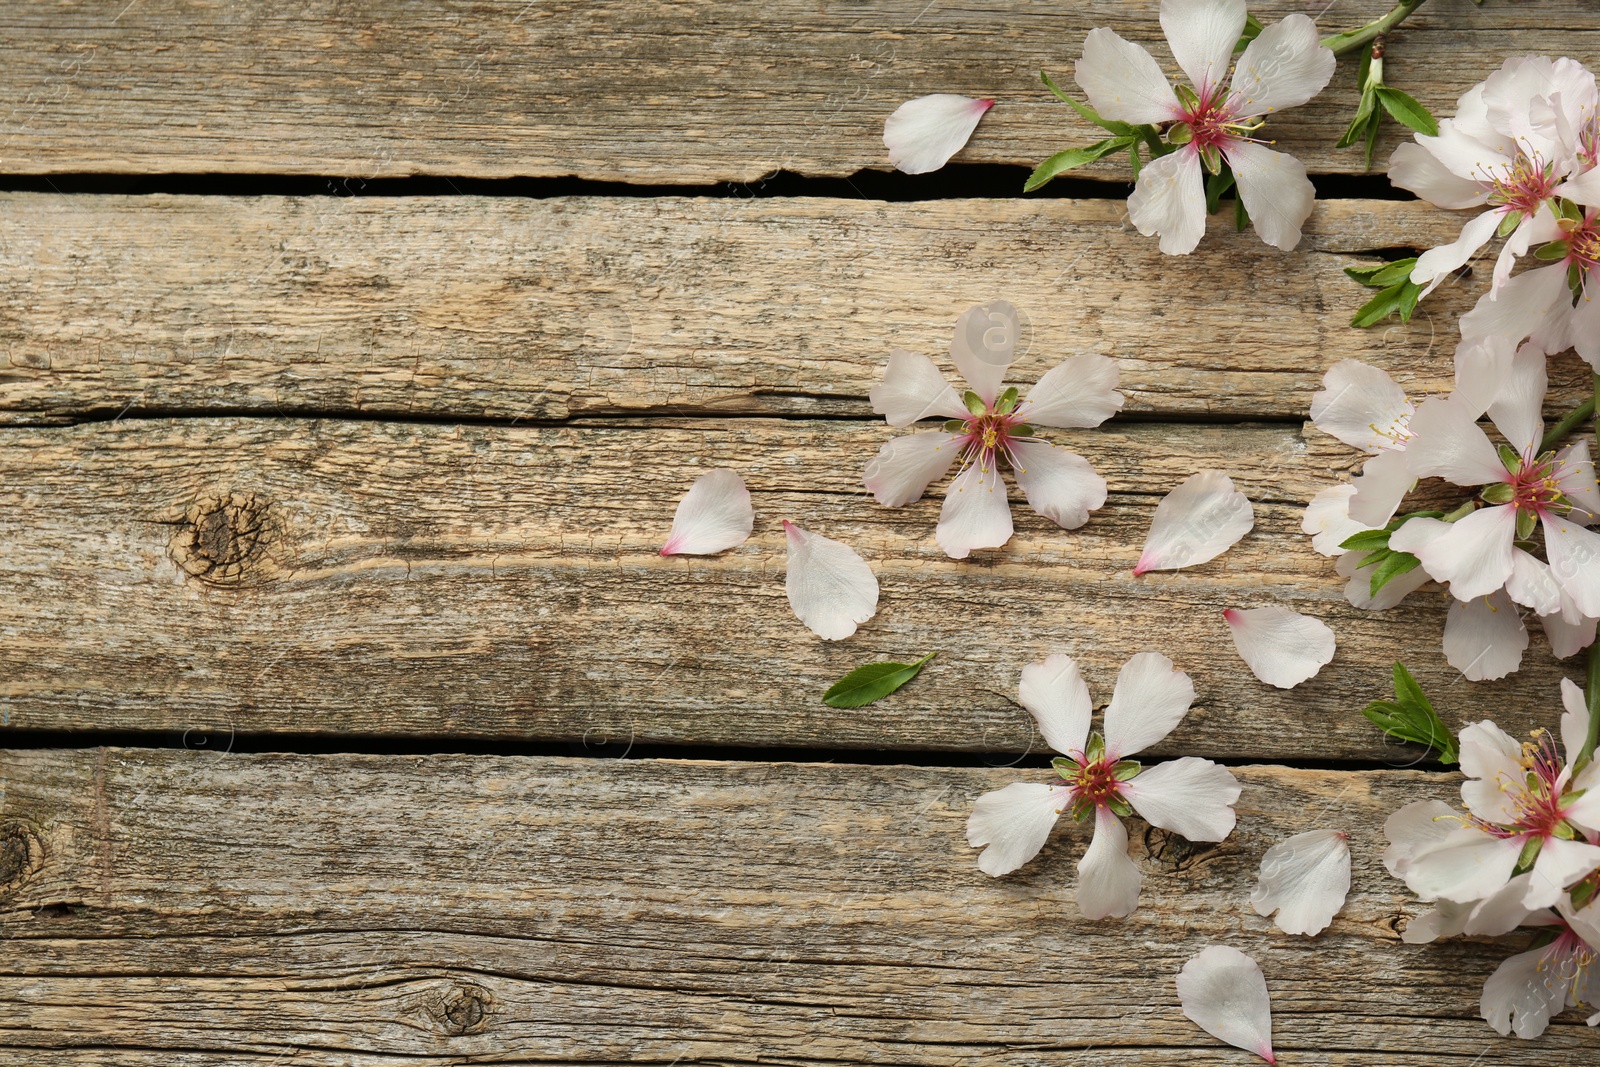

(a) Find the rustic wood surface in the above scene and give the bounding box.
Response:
[0,1,1595,183]
[0,748,1594,1064]
[4,193,1596,427]
[1,412,1589,758]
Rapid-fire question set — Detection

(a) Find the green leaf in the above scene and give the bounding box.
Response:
[1398,278,1422,322]
[1024,136,1134,192]
[1363,104,1382,167]
[1536,240,1571,261]
[1233,193,1249,232]
[822,652,937,708]
[1041,71,1136,135]
[1235,13,1265,51]
[1374,86,1439,136]
[1129,140,1143,179]
[1350,278,1425,328]
[1052,755,1080,779]
[1205,168,1237,216]
[1370,550,1422,596]
[1366,662,1459,765]
[1338,529,1393,552]
[1345,258,1418,289]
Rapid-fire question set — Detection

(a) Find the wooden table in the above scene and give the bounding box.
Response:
[2,2,1597,1063]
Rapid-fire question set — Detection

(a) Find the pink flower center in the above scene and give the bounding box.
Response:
[1178,91,1243,151]
[958,407,1029,469]
[1506,453,1567,518]
[1486,151,1560,216]
[1477,731,1572,841]
[1068,757,1126,809]
[1567,211,1600,277]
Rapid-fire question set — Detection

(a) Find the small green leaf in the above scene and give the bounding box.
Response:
[1363,105,1382,167]
[1052,755,1080,779]
[1024,136,1135,191]
[1041,71,1136,135]
[1361,664,1458,764]
[1129,140,1143,179]
[1373,86,1439,136]
[1235,12,1264,51]
[1350,279,1424,328]
[1370,550,1422,596]
[822,652,938,709]
[1233,193,1249,231]
[1335,96,1378,153]
[1338,529,1392,552]
[1398,279,1422,322]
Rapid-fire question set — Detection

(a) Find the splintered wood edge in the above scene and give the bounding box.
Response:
[0,749,1590,1063]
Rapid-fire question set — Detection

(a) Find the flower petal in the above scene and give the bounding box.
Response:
[1556,439,1600,520]
[948,299,1021,405]
[1228,13,1334,115]
[1458,719,1525,824]
[1506,549,1562,617]
[1543,514,1600,618]
[1458,263,1571,348]
[1223,606,1336,689]
[1444,590,1527,681]
[1401,395,1506,486]
[966,782,1068,877]
[1346,448,1414,528]
[1482,946,1567,1039]
[1485,341,1547,455]
[1103,651,1195,758]
[1018,353,1123,428]
[1561,677,1591,773]
[1074,27,1181,125]
[1308,359,1413,454]
[1127,147,1207,255]
[1134,470,1254,574]
[1176,945,1275,1064]
[1524,837,1600,910]
[863,431,961,507]
[1383,799,1459,879]
[1337,547,1433,610]
[1403,504,1517,603]
[1387,140,1489,210]
[1163,0,1247,97]
[1077,807,1142,919]
[1009,441,1107,530]
[1123,757,1240,841]
[1018,653,1093,758]
[1452,334,1517,416]
[1302,484,1370,557]
[936,459,1014,559]
[783,521,879,640]
[660,468,755,556]
[1227,140,1315,252]
[1251,829,1351,936]
[1540,608,1597,659]
[1403,827,1523,903]
[869,349,967,428]
[1410,208,1502,297]
[883,94,994,175]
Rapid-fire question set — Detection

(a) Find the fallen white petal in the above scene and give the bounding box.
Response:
[1251,829,1351,936]
[883,94,993,175]
[1018,653,1092,758]
[1076,807,1142,919]
[1444,590,1527,681]
[868,349,966,427]
[967,781,1068,877]
[660,468,755,556]
[783,521,879,640]
[1224,606,1336,689]
[1176,945,1276,1064]
[1135,470,1254,574]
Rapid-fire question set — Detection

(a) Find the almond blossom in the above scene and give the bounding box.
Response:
[883,94,995,175]
[1481,907,1600,1038]
[966,652,1240,919]
[863,300,1122,559]
[1176,946,1276,1063]
[1073,0,1334,254]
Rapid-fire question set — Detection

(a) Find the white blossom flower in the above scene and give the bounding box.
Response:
[1250,829,1351,936]
[1307,360,1417,528]
[966,652,1240,919]
[863,301,1122,559]
[1481,912,1600,1039]
[883,94,995,175]
[1073,0,1334,254]
[1135,470,1254,574]
[783,521,878,640]
[1176,945,1276,1063]
[660,468,754,555]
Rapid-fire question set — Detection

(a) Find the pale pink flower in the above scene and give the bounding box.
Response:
[1073,0,1334,254]
[966,652,1240,919]
[863,300,1122,559]
[1176,946,1276,1063]
[1481,912,1600,1038]
[883,94,995,174]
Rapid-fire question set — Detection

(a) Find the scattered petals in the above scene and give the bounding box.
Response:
[1251,829,1351,936]
[883,94,993,175]
[1176,945,1276,1064]
[1135,471,1255,575]
[782,521,879,640]
[1224,606,1336,689]
[660,468,754,556]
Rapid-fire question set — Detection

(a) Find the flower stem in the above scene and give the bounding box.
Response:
[1581,641,1600,768]
[1322,0,1430,57]
[1540,390,1597,453]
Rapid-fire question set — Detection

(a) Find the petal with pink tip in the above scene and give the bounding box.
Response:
[1123,757,1240,841]
[1402,395,1506,485]
[1134,470,1254,574]
[1403,504,1517,603]
[1103,652,1195,758]
[1303,484,1370,557]
[1228,140,1315,252]
[1074,27,1181,125]
[1162,0,1247,98]
[1077,807,1142,919]
[862,431,960,507]
[1444,591,1527,681]
[1309,359,1413,454]
[1251,829,1350,936]
[1018,353,1123,428]
[966,781,1068,877]
[948,300,1021,405]
[936,460,1013,559]
[660,468,754,556]
[1223,606,1336,689]
[1228,13,1333,115]
[1128,147,1207,255]
[782,521,879,640]
[1176,945,1276,1064]
[1018,653,1093,759]
[1544,514,1600,618]
[868,349,967,427]
[883,94,993,175]
[1009,441,1107,531]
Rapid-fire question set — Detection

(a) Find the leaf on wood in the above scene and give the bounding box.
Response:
[1361,661,1458,764]
[822,652,937,708]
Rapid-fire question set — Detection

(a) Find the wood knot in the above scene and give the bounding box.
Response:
[424,980,493,1037]
[0,819,48,898]
[171,493,285,586]
[1142,826,1225,872]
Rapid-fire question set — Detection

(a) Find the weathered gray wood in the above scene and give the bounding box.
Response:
[0,749,1592,1063]
[0,1,1593,182]
[3,194,1591,426]
[0,414,1587,758]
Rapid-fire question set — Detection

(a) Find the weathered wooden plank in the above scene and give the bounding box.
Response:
[0,749,1592,1063]
[4,194,1590,427]
[0,1,1593,182]
[0,414,1588,758]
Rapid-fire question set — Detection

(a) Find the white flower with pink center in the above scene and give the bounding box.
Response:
[1072,0,1334,254]
[863,300,1122,559]
[966,652,1240,919]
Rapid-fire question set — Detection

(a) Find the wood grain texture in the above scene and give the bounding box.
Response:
[5,194,1594,427]
[1,413,1589,757]
[0,1,1595,182]
[0,748,1593,1064]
